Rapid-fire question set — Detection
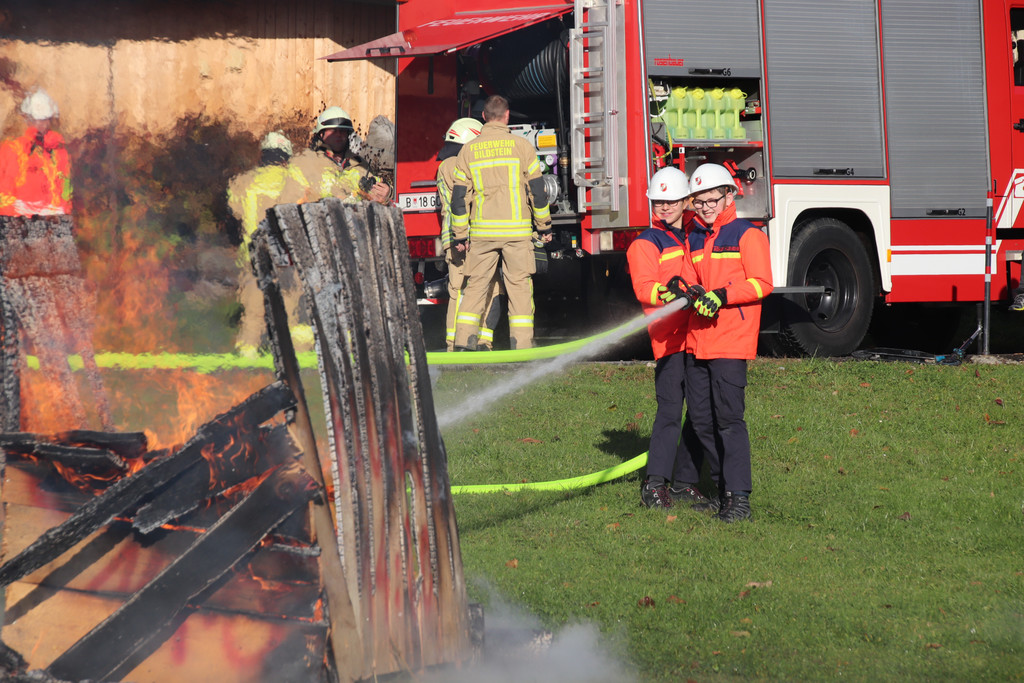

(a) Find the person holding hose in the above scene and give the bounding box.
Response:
[450,95,552,351]
[683,163,773,522]
[626,166,708,509]
[436,117,504,351]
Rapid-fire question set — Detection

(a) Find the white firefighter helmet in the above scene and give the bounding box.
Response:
[689,163,738,195]
[646,166,690,201]
[21,89,59,121]
[444,117,483,145]
[260,130,293,156]
[314,106,354,135]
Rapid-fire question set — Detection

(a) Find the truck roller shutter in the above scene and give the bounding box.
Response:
[764,0,885,178]
[644,0,761,78]
[881,0,988,218]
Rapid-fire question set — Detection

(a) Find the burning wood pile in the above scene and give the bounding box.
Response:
[0,201,472,681]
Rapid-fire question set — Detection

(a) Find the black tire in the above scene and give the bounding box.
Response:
[778,218,874,357]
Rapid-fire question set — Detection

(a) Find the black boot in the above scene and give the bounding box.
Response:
[692,496,721,514]
[692,486,722,513]
[716,491,751,523]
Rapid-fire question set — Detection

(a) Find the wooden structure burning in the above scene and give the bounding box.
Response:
[0,201,471,681]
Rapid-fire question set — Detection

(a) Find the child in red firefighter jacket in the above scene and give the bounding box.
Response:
[626,166,708,510]
[683,163,773,522]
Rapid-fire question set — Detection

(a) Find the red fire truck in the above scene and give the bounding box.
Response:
[327,0,1024,357]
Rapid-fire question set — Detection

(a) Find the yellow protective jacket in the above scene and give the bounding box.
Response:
[226,162,310,262]
[290,149,373,205]
[450,122,550,241]
[436,156,458,250]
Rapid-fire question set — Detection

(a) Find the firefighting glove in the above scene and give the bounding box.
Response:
[657,276,687,304]
[694,288,727,318]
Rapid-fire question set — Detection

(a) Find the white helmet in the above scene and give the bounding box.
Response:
[689,163,738,195]
[444,117,482,145]
[21,89,58,121]
[646,166,690,201]
[314,106,354,135]
[260,130,293,156]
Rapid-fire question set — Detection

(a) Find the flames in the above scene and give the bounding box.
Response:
[18,215,268,448]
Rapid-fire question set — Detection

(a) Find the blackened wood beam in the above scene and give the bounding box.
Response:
[0,283,19,432]
[0,382,295,588]
[255,212,367,681]
[0,430,147,460]
[132,425,293,535]
[46,463,319,682]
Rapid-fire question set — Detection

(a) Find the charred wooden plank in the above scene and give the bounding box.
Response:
[0,382,295,588]
[57,430,148,460]
[0,280,18,432]
[0,431,147,464]
[255,213,367,680]
[46,464,320,682]
[31,442,127,473]
[132,424,294,535]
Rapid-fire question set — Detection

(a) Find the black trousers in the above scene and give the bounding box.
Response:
[684,354,752,493]
[648,351,703,484]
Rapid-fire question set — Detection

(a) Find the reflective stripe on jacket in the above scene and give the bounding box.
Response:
[685,203,773,359]
[0,128,72,217]
[227,164,310,239]
[626,215,696,359]
[436,157,457,250]
[227,162,310,263]
[451,122,550,241]
[290,149,370,204]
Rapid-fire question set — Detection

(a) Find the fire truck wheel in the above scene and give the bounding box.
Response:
[779,217,874,357]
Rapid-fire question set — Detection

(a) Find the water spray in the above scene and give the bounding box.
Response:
[435,297,689,429]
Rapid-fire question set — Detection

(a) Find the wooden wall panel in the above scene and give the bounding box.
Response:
[0,1,396,139]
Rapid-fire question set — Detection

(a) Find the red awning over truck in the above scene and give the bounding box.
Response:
[322,5,571,61]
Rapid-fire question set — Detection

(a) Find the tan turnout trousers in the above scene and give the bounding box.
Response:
[455,237,535,349]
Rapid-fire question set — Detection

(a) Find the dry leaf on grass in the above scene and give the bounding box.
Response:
[898,511,911,521]
[731,630,751,638]
[505,558,519,569]
[637,596,655,608]
[518,437,542,443]
[745,581,773,588]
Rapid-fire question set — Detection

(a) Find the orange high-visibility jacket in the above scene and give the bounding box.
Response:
[0,128,72,217]
[685,203,773,360]
[626,215,696,359]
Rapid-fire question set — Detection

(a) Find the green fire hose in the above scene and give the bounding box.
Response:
[449,452,647,495]
[26,320,650,494]
[29,318,637,372]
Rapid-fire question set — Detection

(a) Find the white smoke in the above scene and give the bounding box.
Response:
[419,589,637,683]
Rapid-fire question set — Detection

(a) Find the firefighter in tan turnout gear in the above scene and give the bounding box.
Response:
[290,105,391,205]
[226,131,312,356]
[450,95,552,350]
[436,117,505,351]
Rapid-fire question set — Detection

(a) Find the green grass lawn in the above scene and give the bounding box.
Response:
[434,358,1024,682]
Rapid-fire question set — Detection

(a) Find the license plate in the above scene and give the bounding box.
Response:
[398,192,439,213]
